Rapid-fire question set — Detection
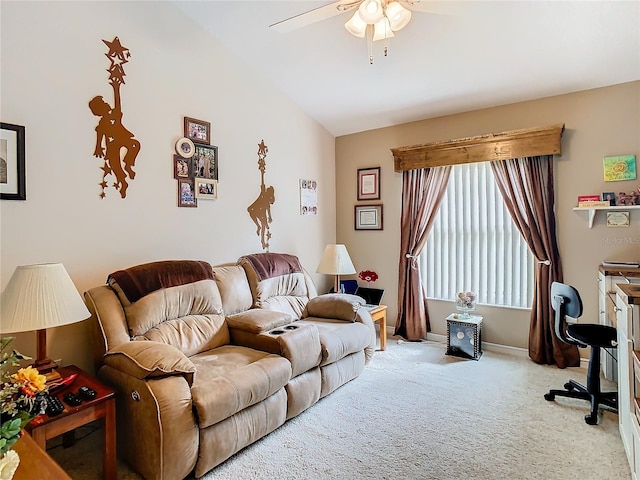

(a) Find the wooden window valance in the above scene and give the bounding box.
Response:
[391,124,565,172]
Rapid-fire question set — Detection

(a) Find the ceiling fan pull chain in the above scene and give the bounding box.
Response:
[367,23,374,64]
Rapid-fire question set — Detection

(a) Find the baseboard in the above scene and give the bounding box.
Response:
[389,330,589,368]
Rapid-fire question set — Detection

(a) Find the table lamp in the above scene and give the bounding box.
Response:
[316,244,356,294]
[0,263,90,374]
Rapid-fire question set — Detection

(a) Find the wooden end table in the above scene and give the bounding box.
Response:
[368,304,387,351]
[26,365,116,480]
[13,431,72,480]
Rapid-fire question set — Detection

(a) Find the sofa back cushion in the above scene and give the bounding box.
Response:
[108,261,228,356]
[238,253,310,318]
[211,265,253,315]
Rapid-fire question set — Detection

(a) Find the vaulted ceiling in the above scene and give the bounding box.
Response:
[175,1,640,137]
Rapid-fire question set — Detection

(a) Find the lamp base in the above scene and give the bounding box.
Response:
[33,357,59,375]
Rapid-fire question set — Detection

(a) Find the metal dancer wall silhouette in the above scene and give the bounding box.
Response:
[247,140,275,251]
[89,37,140,199]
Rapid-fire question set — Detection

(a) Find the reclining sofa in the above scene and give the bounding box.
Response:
[84,253,376,480]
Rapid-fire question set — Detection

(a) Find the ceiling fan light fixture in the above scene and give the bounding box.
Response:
[345,10,367,38]
[385,1,412,31]
[358,0,384,24]
[372,17,394,42]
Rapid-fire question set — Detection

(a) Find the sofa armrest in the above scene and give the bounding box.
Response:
[303,293,364,321]
[104,341,196,386]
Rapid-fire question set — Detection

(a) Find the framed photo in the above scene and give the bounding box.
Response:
[175,137,195,158]
[0,122,26,200]
[192,144,218,180]
[184,117,211,145]
[603,154,636,182]
[606,211,630,227]
[178,178,197,207]
[173,155,192,179]
[196,178,218,200]
[357,167,380,201]
[602,191,616,206]
[355,204,383,230]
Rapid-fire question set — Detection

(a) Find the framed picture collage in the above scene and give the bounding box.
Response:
[174,117,219,207]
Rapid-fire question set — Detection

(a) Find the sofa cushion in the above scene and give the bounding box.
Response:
[211,265,253,315]
[104,341,196,386]
[303,294,363,321]
[238,253,310,318]
[190,345,291,429]
[126,280,229,357]
[297,318,372,365]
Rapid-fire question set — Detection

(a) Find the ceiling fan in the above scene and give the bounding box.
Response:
[270,0,431,63]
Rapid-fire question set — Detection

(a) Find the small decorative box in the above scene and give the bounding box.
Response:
[446,314,483,360]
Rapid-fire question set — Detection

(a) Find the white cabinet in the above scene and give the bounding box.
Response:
[600,268,640,381]
[616,284,640,478]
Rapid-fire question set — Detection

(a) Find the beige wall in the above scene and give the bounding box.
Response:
[0,2,336,371]
[336,81,640,352]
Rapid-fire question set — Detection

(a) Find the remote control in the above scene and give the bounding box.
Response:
[77,386,97,401]
[45,395,65,416]
[63,392,83,406]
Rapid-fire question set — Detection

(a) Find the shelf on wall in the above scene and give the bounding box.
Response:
[573,205,640,228]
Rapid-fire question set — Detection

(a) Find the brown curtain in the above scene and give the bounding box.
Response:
[490,155,579,368]
[395,166,451,340]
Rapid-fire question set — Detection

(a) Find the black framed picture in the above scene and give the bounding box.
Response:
[192,144,218,181]
[0,122,26,200]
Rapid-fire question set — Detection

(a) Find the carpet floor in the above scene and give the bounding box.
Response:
[48,338,629,479]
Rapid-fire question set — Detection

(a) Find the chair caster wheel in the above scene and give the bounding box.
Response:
[585,413,598,425]
[544,393,555,401]
[564,382,574,391]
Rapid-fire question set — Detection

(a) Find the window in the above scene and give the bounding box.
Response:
[421,162,534,309]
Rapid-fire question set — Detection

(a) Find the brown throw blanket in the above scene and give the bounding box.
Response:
[108,260,214,303]
[241,253,302,281]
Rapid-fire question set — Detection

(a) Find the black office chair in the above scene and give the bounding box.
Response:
[544,281,618,425]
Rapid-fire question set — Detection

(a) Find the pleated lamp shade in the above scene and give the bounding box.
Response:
[316,244,356,293]
[1,263,90,371]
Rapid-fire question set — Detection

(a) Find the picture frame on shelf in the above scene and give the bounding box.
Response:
[357,167,380,201]
[178,178,197,207]
[355,204,383,230]
[195,178,217,200]
[192,144,218,180]
[173,155,192,179]
[184,117,211,145]
[602,191,616,206]
[0,122,26,200]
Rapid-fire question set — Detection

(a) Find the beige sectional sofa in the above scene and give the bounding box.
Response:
[84,253,376,480]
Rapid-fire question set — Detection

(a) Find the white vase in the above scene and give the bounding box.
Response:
[0,450,20,480]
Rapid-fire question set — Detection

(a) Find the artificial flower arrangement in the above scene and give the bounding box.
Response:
[0,337,48,457]
[358,270,379,284]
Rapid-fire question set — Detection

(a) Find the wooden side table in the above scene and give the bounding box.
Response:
[368,304,387,351]
[26,365,116,480]
[13,431,72,480]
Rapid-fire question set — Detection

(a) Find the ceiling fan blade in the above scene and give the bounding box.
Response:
[270,0,361,33]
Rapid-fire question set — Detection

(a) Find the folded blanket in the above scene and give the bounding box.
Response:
[240,253,302,281]
[108,260,214,303]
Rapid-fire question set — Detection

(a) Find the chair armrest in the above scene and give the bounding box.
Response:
[103,341,196,386]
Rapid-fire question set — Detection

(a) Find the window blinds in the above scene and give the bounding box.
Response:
[421,162,534,309]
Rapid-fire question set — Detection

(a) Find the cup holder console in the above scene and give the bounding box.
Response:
[269,325,299,335]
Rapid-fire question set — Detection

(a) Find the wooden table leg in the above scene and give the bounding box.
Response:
[103,398,116,480]
[379,311,387,351]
